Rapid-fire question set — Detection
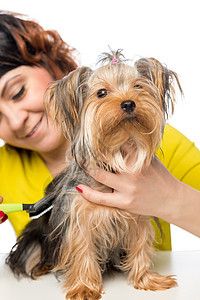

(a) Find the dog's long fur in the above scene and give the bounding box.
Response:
[6,50,182,299]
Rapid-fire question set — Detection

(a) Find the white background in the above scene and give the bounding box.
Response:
[0,0,200,252]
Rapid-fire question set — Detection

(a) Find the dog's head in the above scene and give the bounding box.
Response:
[45,50,182,172]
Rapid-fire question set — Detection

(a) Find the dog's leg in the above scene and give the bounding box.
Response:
[55,197,104,300]
[121,217,177,291]
[59,232,103,299]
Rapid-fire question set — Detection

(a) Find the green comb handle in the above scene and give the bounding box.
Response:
[0,203,23,214]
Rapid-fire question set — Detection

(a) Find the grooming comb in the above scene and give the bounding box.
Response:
[0,194,54,219]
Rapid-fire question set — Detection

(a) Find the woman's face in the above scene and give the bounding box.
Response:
[0,66,66,154]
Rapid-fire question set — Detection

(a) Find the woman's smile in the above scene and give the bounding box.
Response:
[25,116,43,138]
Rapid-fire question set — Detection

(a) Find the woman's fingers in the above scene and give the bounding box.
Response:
[87,166,129,192]
[0,197,8,224]
[76,184,124,209]
[87,167,117,189]
[0,211,8,224]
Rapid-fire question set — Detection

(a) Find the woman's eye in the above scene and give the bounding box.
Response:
[97,89,108,98]
[12,85,25,100]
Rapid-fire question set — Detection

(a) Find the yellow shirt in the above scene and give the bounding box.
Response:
[0,146,52,236]
[0,124,200,250]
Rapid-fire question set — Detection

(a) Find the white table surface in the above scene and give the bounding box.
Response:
[0,251,199,300]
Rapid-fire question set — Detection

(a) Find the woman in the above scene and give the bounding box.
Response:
[0,12,200,250]
[0,11,77,235]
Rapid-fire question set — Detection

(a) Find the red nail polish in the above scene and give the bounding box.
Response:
[2,214,8,223]
[0,211,5,218]
[76,186,83,193]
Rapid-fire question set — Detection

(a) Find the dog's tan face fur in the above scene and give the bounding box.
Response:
[47,56,179,173]
[79,63,165,172]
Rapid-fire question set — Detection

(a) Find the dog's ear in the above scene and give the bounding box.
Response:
[45,66,92,140]
[135,57,183,117]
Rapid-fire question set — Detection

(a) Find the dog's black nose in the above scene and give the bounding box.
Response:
[120,100,136,113]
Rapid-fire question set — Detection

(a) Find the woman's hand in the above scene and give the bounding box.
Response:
[0,196,8,224]
[76,156,178,219]
[76,155,200,237]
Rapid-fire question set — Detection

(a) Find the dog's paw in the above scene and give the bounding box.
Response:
[133,270,178,291]
[65,286,103,300]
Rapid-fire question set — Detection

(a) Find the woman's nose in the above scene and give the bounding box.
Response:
[4,106,28,135]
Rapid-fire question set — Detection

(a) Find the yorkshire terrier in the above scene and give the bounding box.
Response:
[7,50,182,299]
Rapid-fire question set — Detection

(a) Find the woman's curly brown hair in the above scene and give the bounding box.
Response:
[0,11,78,79]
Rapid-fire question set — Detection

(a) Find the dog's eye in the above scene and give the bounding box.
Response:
[134,85,142,89]
[97,89,108,98]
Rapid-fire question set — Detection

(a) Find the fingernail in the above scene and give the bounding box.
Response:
[0,211,5,218]
[76,186,83,193]
[2,214,8,223]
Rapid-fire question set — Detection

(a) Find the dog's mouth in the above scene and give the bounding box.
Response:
[120,115,138,125]
[123,116,136,121]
